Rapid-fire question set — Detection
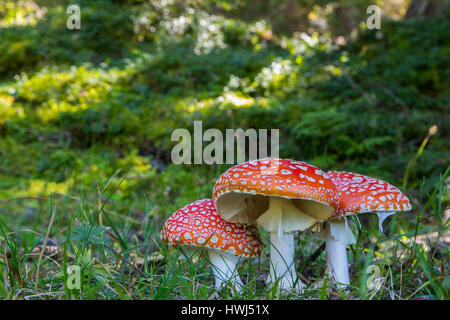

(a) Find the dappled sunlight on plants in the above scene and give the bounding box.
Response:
[0,1,47,27]
[0,0,448,300]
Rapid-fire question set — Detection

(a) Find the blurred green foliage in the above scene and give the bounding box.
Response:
[0,0,449,223]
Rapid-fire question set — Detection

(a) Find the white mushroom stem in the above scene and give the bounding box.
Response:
[267,231,305,290]
[325,219,356,288]
[326,229,350,287]
[207,249,244,291]
[257,197,317,290]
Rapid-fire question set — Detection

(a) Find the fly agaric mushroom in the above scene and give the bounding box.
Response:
[213,158,339,290]
[161,199,262,291]
[322,171,412,287]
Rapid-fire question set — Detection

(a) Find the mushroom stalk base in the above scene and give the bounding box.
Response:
[207,250,244,292]
[267,231,305,290]
[325,222,351,288]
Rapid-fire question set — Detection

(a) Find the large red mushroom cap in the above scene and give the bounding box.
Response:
[327,171,412,217]
[213,158,339,225]
[161,199,262,257]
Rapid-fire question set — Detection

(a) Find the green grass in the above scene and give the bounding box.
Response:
[0,164,448,300]
[0,0,449,300]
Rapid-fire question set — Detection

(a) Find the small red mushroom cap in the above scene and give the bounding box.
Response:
[327,171,412,217]
[161,199,262,257]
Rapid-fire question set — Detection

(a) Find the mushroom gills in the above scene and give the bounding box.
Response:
[216,193,333,227]
[256,197,317,239]
[293,198,334,221]
[216,193,268,224]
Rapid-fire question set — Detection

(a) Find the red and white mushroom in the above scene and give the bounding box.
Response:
[161,199,262,291]
[323,171,412,287]
[213,158,339,290]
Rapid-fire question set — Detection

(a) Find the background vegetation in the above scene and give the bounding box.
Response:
[0,0,448,300]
